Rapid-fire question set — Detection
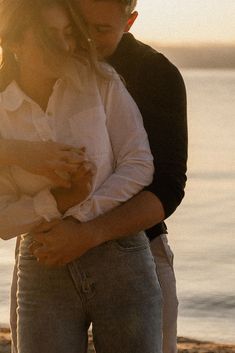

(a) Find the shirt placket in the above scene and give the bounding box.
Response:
[31,103,56,142]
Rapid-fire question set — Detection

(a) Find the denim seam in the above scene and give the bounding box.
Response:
[111,241,149,253]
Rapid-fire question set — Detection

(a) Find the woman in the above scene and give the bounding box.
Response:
[0,0,162,352]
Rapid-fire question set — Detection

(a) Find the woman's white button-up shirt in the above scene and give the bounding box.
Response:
[0,60,154,239]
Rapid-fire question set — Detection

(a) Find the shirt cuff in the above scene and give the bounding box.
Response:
[64,199,93,222]
[64,195,120,223]
[33,189,62,221]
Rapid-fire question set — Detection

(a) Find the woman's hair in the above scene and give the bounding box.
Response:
[0,0,98,90]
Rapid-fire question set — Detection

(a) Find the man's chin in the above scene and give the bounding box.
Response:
[97,47,116,61]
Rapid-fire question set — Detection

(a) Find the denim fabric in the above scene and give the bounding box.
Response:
[151,235,178,353]
[17,232,163,353]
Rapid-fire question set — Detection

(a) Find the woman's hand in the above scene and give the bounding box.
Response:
[0,139,85,188]
[52,161,96,214]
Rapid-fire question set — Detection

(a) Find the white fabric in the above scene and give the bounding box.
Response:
[150,235,179,353]
[0,60,154,239]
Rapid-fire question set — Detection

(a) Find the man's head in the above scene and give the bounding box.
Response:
[113,0,137,16]
[77,0,138,58]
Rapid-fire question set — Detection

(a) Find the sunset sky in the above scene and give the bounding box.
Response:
[132,0,235,45]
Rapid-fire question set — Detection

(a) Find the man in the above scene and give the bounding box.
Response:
[11,1,187,353]
[75,1,187,352]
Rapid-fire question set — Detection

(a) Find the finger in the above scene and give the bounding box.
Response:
[72,163,95,180]
[89,163,97,175]
[33,219,60,233]
[45,171,71,188]
[39,257,64,267]
[72,146,86,154]
[28,241,43,255]
[57,143,74,152]
[61,151,85,164]
[36,251,63,267]
[70,160,93,175]
[32,231,51,244]
[34,245,51,258]
[32,233,49,245]
[79,161,94,173]
[53,162,78,174]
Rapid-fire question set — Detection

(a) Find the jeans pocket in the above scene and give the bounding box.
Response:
[112,232,150,252]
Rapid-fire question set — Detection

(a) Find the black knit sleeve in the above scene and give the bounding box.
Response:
[138,53,188,219]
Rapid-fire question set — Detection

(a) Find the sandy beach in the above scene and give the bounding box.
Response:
[1,327,235,353]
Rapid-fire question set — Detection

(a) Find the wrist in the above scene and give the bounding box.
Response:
[51,188,68,214]
[80,221,104,248]
[66,220,100,255]
[81,219,107,247]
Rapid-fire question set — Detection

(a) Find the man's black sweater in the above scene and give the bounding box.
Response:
[108,33,188,240]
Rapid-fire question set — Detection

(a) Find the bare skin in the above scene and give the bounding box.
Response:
[31,190,164,266]
[0,139,88,188]
[52,160,95,213]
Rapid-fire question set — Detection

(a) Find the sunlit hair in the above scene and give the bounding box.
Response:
[94,0,137,15]
[0,0,99,90]
[115,0,137,14]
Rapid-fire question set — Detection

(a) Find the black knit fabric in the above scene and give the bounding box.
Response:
[108,33,188,239]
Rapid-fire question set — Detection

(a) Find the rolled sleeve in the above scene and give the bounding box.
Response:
[0,168,61,240]
[33,188,61,221]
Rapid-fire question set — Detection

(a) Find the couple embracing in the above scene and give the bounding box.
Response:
[0,0,187,352]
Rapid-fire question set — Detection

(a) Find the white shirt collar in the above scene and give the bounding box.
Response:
[0,58,84,112]
[0,81,30,111]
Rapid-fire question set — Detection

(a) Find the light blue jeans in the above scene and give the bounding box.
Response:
[17,232,163,353]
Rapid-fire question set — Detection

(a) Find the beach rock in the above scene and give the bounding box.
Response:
[1,328,235,353]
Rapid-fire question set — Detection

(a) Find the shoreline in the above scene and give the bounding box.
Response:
[1,328,235,353]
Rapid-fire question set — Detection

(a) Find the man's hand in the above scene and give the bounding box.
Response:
[29,218,96,266]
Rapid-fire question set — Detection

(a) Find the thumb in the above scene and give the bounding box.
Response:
[33,219,60,233]
[32,232,48,244]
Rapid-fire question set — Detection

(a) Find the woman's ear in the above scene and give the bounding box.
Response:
[124,11,138,32]
[7,43,20,62]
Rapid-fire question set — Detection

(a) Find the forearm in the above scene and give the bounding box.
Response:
[82,190,165,247]
[29,191,165,265]
[0,139,17,166]
[52,184,90,215]
[0,172,61,240]
[51,188,74,214]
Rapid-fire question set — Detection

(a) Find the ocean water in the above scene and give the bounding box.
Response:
[168,69,235,343]
[0,69,235,343]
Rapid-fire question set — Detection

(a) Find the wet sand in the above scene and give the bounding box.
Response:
[1,327,235,353]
